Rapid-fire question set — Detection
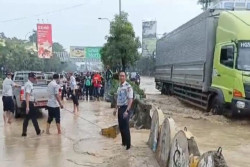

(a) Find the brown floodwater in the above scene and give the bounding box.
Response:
[141,76,250,167]
[0,98,159,167]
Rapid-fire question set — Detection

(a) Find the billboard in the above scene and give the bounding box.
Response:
[37,24,52,59]
[70,46,102,60]
[142,21,157,38]
[142,21,157,57]
[70,46,86,58]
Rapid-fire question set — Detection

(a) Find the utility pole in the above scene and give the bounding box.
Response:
[119,0,121,16]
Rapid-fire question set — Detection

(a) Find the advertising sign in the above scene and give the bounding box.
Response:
[70,46,102,60]
[86,47,101,59]
[142,21,157,38]
[70,46,86,58]
[142,21,157,57]
[37,24,52,59]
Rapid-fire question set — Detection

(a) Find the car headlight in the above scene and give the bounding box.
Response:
[236,101,245,109]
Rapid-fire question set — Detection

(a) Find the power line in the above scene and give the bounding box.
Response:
[0,2,89,23]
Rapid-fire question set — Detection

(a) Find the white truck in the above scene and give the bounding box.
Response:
[12,71,49,118]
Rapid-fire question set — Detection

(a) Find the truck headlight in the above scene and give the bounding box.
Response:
[236,101,245,109]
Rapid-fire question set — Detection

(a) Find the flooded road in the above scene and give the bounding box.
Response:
[141,76,250,167]
[0,98,159,167]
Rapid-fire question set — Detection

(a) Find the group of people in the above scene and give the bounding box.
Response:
[2,68,134,151]
[61,70,112,102]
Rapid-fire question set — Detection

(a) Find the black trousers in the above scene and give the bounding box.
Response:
[85,86,91,98]
[118,106,131,148]
[61,85,66,100]
[22,102,41,135]
[47,107,60,124]
[71,90,79,106]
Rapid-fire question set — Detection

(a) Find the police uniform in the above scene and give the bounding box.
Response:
[117,81,133,149]
[22,74,42,136]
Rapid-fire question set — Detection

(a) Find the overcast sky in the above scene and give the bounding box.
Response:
[0,0,202,50]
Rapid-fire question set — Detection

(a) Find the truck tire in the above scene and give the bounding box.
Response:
[210,96,223,115]
[14,99,21,118]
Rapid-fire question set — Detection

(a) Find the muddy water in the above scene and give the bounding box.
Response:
[141,76,250,167]
[0,99,159,167]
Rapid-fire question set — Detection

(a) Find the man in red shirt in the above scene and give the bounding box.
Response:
[92,72,101,101]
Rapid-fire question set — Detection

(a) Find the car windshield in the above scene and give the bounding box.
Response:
[237,45,250,71]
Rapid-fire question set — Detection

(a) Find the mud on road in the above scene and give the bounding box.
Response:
[141,76,250,167]
[0,98,159,167]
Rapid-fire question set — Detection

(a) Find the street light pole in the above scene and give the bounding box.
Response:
[98,18,111,23]
[119,0,121,16]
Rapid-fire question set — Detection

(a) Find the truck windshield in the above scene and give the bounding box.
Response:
[237,42,250,71]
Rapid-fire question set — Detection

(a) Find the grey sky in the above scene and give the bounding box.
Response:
[0,0,201,50]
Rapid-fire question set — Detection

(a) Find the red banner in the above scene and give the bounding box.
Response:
[37,24,52,59]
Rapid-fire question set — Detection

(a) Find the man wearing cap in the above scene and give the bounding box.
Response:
[22,72,43,136]
[46,74,63,134]
[2,72,20,124]
[113,71,133,150]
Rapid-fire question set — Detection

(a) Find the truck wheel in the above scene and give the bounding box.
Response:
[14,100,21,118]
[210,96,223,115]
[161,84,166,95]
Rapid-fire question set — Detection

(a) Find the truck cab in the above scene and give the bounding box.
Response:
[212,11,250,115]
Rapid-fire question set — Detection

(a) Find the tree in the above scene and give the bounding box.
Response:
[28,30,37,43]
[0,33,67,73]
[198,0,215,10]
[53,42,65,52]
[101,12,141,72]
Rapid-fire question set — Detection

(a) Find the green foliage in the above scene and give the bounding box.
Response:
[101,12,141,71]
[0,34,68,73]
[109,79,145,97]
[53,42,65,52]
[0,78,2,90]
[109,79,119,96]
[198,0,215,10]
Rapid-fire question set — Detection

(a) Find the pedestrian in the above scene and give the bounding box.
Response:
[92,72,101,101]
[85,73,92,100]
[2,72,20,124]
[105,65,113,89]
[113,71,133,150]
[46,74,64,134]
[69,73,79,113]
[61,75,67,101]
[90,72,95,100]
[22,72,43,137]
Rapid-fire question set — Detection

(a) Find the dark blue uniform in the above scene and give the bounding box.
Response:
[117,81,133,149]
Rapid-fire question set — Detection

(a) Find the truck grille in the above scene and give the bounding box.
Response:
[244,84,250,99]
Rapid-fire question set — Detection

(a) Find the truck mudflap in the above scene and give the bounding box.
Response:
[231,98,250,114]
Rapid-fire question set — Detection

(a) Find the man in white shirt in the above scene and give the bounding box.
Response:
[46,74,63,134]
[22,72,43,137]
[69,73,79,113]
[2,72,20,124]
[113,71,133,150]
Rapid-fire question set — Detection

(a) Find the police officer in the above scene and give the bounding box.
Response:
[46,74,63,134]
[2,72,20,124]
[22,72,43,136]
[113,71,133,150]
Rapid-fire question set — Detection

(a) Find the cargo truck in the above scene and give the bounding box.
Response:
[155,9,250,116]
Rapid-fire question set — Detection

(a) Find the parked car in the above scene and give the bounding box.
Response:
[12,71,49,118]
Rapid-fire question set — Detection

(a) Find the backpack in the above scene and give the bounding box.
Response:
[85,77,92,86]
